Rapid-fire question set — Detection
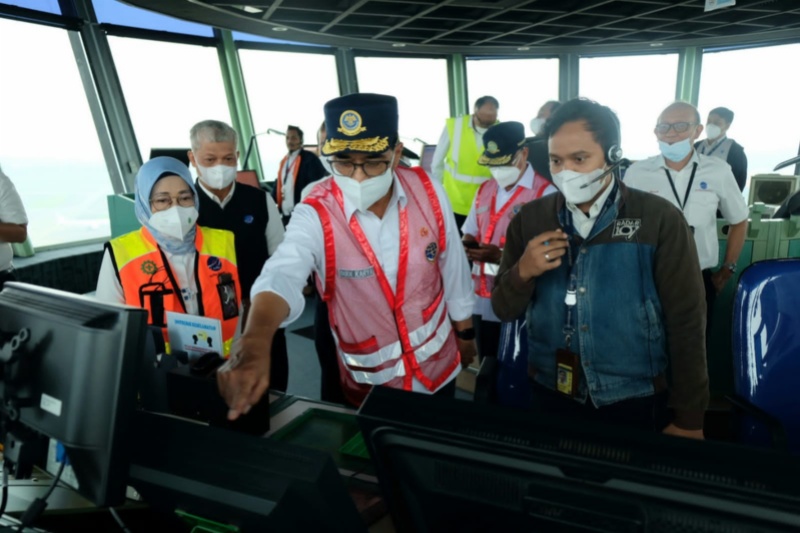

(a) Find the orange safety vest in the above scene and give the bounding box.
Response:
[107,226,241,356]
[275,153,301,207]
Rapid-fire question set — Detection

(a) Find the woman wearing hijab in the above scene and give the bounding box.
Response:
[96,156,241,356]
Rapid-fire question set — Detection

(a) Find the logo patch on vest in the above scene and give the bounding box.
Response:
[338,267,375,279]
[612,219,642,241]
[244,214,254,224]
[140,259,157,275]
[207,256,222,272]
[425,242,439,262]
[420,227,429,237]
[508,203,523,218]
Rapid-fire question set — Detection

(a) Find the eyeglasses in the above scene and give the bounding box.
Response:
[150,192,195,211]
[655,122,698,134]
[328,159,392,178]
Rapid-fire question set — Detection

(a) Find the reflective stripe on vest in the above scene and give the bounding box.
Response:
[442,115,493,215]
[338,293,448,370]
[109,226,241,356]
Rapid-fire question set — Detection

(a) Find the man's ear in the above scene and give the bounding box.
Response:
[187,149,197,168]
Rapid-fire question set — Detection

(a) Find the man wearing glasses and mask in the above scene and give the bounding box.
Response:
[218,93,476,413]
[624,102,748,338]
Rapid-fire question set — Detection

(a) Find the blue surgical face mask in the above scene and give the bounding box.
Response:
[658,137,693,162]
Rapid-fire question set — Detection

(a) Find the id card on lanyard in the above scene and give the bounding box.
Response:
[555,181,618,397]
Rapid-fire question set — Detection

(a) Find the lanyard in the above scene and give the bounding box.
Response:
[663,162,698,212]
[560,180,619,349]
[703,139,724,157]
[483,186,526,244]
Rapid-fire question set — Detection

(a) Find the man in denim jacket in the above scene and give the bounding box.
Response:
[492,98,708,439]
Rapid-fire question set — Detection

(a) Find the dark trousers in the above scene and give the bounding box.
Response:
[270,328,289,393]
[314,295,346,404]
[475,314,501,360]
[530,383,670,433]
[702,269,717,340]
[433,378,457,398]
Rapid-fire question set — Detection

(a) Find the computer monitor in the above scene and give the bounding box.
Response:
[420,145,437,174]
[149,148,191,167]
[358,387,800,532]
[128,410,366,532]
[0,282,148,508]
[748,174,800,207]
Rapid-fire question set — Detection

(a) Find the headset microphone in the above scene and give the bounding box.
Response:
[578,157,630,189]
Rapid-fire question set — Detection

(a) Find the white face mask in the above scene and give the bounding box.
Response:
[489,161,522,189]
[198,163,237,189]
[705,123,722,141]
[552,168,608,205]
[529,117,546,136]
[333,156,395,212]
[149,205,198,241]
[658,137,693,163]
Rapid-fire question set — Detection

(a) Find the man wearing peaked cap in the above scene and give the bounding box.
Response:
[462,121,556,362]
[218,93,476,412]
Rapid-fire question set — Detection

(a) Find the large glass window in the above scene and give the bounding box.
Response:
[108,36,231,164]
[580,53,679,161]
[0,0,59,14]
[466,58,559,135]
[356,56,449,159]
[94,1,213,37]
[239,49,339,184]
[0,18,112,248]
[698,44,800,183]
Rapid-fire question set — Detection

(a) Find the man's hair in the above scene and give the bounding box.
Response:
[660,101,701,125]
[287,125,303,141]
[474,96,499,110]
[190,120,238,151]
[709,106,734,125]
[545,98,621,160]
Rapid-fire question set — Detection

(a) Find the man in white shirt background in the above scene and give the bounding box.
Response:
[0,164,28,288]
[273,125,327,226]
[624,101,749,337]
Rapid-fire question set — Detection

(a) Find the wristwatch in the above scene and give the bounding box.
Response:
[723,262,737,274]
[454,327,476,341]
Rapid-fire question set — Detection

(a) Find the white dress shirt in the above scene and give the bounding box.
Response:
[196,180,285,256]
[0,167,28,271]
[250,173,475,392]
[280,149,301,216]
[462,164,557,321]
[624,152,749,270]
[430,115,487,182]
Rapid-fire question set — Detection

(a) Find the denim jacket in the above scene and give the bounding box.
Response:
[492,181,709,428]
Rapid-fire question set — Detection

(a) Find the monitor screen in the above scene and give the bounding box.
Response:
[358,387,800,533]
[749,174,800,206]
[420,145,437,174]
[149,148,191,167]
[128,410,366,532]
[0,282,148,507]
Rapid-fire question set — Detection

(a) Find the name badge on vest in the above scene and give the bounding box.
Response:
[216,273,239,320]
[338,267,375,279]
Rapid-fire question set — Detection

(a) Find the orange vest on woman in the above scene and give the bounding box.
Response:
[106,226,241,356]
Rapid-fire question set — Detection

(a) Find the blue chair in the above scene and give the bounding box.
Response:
[731,258,800,454]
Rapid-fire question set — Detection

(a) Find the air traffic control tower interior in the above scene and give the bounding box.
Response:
[1,0,800,531]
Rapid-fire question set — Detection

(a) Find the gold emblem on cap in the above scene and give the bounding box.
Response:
[486,141,499,154]
[338,110,367,137]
